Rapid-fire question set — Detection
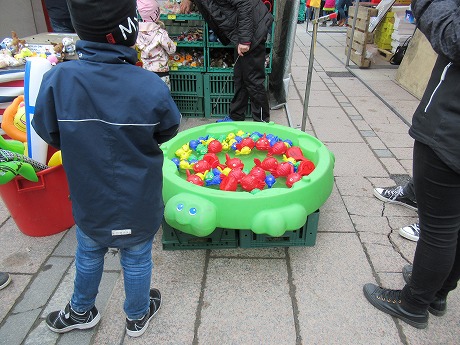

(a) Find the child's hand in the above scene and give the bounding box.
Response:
[237,44,250,56]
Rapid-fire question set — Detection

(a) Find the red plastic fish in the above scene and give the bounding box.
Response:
[254,157,279,173]
[228,168,246,182]
[193,159,211,173]
[202,153,221,169]
[268,141,287,155]
[297,160,315,176]
[240,174,266,192]
[207,139,223,153]
[236,137,255,151]
[249,166,266,181]
[255,134,271,151]
[186,170,204,186]
[225,153,244,169]
[220,175,238,191]
[286,172,302,188]
[286,146,308,162]
[276,162,294,177]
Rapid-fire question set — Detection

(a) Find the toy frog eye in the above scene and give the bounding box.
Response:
[176,203,184,211]
[189,208,197,216]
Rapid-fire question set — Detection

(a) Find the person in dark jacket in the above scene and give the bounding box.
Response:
[32,0,181,338]
[44,0,75,33]
[363,0,460,329]
[180,0,273,122]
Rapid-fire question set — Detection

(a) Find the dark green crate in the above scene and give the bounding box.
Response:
[170,72,204,96]
[162,221,238,250]
[204,73,269,118]
[239,210,320,248]
[171,94,204,117]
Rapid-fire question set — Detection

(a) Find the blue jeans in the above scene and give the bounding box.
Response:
[49,18,75,33]
[336,0,352,21]
[71,227,153,319]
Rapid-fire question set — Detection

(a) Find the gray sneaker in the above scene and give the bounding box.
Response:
[373,186,417,211]
[399,223,420,241]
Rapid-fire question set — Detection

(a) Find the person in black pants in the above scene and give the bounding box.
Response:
[363,0,460,329]
[180,0,273,122]
[44,0,75,33]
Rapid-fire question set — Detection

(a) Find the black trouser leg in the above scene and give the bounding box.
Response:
[230,41,270,122]
[401,141,460,309]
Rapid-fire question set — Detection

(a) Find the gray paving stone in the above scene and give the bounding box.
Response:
[25,321,59,345]
[325,143,387,177]
[365,135,387,150]
[0,273,32,324]
[198,258,296,345]
[0,218,64,274]
[379,157,410,175]
[290,233,401,344]
[374,149,394,158]
[0,309,42,345]
[14,256,73,313]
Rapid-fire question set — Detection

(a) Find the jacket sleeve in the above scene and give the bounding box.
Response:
[412,0,460,62]
[230,0,254,44]
[153,85,182,144]
[160,30,177,55]
[31,75,61,150]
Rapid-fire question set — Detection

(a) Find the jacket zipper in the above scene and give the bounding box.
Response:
[424,62,452,113]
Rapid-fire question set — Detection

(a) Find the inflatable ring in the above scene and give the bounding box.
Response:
[2,95,27,142]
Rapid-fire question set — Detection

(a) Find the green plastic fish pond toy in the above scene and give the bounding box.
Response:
[161,122,335,237]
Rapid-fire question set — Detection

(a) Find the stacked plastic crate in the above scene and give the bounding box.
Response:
[161,11,206,117]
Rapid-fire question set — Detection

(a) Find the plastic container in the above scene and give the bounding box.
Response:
[0,164,74,237]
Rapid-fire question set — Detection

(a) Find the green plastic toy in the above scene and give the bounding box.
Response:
[161,122,335,237]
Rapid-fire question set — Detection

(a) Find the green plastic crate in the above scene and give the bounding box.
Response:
[204,73,269,118]
[171,94,204,117]
[238,210,320,248]
[162,221,238,250]
[170,72,204,96]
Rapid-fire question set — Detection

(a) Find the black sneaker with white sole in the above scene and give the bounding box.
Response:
[46,303,100,333]
[0,272,11,290]
[373,186,417,211]
[126,288,162,338]
[399,223,420,241]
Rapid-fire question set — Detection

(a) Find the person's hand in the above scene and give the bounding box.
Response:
[180,0,192,14]
[237,44,250,56]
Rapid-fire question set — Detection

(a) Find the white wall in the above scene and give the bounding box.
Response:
[0,0,47,40]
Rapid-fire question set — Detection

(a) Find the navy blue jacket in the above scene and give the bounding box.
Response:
[32,40,181,247]
[409,0,460,174]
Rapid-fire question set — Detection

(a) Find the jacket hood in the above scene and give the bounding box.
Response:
[76,40,138,65]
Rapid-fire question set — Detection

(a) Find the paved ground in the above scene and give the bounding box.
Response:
[1,23,459,345]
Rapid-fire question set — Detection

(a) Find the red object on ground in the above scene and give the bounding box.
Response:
[0,164,74,237]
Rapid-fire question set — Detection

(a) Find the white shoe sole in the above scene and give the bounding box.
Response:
[399,227,419,242]
[47,312,101,333]
[0,275,11,290]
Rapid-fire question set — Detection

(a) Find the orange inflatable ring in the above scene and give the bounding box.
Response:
[2,95,27,142]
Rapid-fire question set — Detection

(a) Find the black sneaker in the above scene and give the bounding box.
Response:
[363,283,428,329]
[373,186,417,211]
[399,223,420,242]
[402,265,447,316]
[46,303,100,333]
[0,272,11,290]
[126,288,162,338]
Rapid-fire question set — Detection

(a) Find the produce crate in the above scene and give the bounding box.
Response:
[239,210,320,248]
[162,221,238,250]
[170,71,204,96]
[170,72,204,117]
[203,73,268,118]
